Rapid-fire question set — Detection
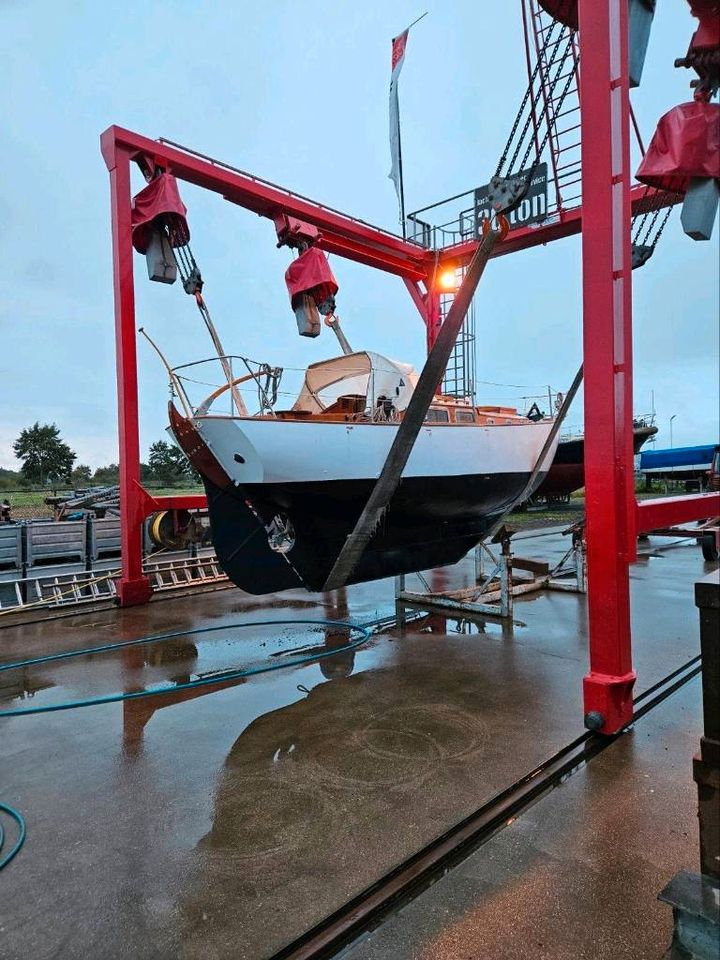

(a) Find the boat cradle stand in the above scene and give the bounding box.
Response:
[395,522,587,624]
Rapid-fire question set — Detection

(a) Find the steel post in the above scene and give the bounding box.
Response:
[694,572,720,881]
[578,0,636,734]
[500,538,513,620]
[474,544,484,581]
[658,573,720,960]
[425,290,442,353]
[395,573,407,628]
[101,136,153,607]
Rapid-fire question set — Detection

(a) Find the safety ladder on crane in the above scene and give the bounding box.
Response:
[524,0,583,215]
[440,291,476,401]
[440,2,581,402]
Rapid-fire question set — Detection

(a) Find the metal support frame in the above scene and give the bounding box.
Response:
[694,572,720,883]
[102,1,718,733]
[575,0,718,733]
[578,0,637,733]
[658,571,720,960]
[395,524,587,624]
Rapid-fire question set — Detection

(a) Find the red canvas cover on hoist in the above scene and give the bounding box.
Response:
[285,247,338,308]
[131,173,190,253]
[688,0,720,14]
[636,101,720,193]
[537,0,578,30]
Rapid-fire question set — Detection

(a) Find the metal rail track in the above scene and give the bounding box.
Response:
[268,655,702,960]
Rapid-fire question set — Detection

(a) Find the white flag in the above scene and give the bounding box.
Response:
[388,28,410,207]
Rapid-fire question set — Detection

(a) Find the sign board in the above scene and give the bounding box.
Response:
[473,163,548,235]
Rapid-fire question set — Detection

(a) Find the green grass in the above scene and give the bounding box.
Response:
[6,486,204,519]
[4,491,64,509]
[146,486,204,497]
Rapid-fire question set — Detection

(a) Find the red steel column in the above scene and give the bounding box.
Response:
[425,290,442,353]
[102,136,153,606]
[579,0,636,733]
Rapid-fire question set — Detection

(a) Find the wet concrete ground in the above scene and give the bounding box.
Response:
[0,534,714,959]
[346,678,704,960]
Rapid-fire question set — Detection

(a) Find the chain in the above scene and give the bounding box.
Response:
[495,18,561,177]
[632,188,679,254]
[650,204,674,247]
[507,26,573,175]
[517,34,577,175]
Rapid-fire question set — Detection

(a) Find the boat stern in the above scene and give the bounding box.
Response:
[168,403,264,488]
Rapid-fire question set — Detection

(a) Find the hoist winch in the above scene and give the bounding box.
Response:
[636,1,720,243]
[538,0,656,86]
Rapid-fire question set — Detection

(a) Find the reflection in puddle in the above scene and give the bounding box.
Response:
[174,616,494,957]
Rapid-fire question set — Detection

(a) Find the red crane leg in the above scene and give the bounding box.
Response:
[102,138,153,607]
[579,0,636,734]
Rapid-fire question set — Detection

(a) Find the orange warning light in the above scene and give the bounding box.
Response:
[438,268,460,292]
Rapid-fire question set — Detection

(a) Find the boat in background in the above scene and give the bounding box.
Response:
[168,351,559,594]
[531,418,658,505]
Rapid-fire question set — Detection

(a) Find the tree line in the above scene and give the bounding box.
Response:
[3,422,199,490]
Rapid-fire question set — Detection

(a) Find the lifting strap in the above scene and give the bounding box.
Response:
[322,219,508,593]
[484,362,584,543]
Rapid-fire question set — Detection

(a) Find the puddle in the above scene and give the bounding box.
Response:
[0,621,381,712]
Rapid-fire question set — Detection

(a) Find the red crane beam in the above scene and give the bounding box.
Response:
[436,185,676,268]
[636,494,720,532]
[101,127,430,282]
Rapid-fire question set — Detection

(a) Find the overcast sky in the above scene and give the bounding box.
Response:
[1,1,718,471]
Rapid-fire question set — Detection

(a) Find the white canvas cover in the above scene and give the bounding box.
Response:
[293,351,417,414]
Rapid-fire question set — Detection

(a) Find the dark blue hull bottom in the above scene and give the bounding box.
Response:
[203,472,532,595]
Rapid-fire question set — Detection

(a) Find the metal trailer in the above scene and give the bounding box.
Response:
[640,518,720,563]
[0,525,22,573]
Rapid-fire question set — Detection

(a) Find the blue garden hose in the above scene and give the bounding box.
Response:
[0,618,373,869]
[0,619,371,718]
[0,803,26,871]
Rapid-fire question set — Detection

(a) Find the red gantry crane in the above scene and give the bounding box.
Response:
[101,0,719,734]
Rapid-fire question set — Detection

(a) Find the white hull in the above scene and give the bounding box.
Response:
[193,415,557,486]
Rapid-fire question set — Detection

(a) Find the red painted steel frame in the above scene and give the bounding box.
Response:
[578,0,637,733]
[577,0,717,732]
[637,494,720,533]
[102,7,716,732]
[436,183,675,269]
[100,126,438,605]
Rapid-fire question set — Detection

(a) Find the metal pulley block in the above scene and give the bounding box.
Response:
[486,172,531,217]
[631,243,654,269]
[145,228,177,284]
[293,294,321,338]
[182,265,204,296]
[681,176,720,241]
